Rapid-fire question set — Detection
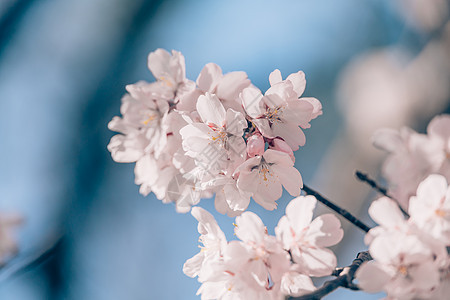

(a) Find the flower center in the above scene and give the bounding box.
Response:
[398,265,408,276]
[435,208,447,217]
[265,106,284,124]
[142,113,158,125]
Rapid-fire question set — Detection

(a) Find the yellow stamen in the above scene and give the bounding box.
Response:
[398,266,408,276]
[435,209,447,217]
[159,76,173,87]
[142,114,156,125]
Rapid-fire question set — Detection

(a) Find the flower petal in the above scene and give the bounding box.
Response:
[196,93,226,126]
[196,63,222,92]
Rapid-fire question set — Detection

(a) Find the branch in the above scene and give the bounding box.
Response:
[291,251,372,300]
[355,171,409,217]
[302,185,371,233]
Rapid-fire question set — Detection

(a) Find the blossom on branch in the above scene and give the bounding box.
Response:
[184,196,343,299]
[373,114,450,209]
[108,49,322,215]
[357,174,450,299]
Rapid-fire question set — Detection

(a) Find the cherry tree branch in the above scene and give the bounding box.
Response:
[302,185,371,233]
[355,170,409,217]
[291,251,372,300]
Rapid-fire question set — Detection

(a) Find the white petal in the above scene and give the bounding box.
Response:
[183,252,205,278]
[269,69,283,86]
[286,71,306,97]
[292,247,337,277]
[301,97,322,119]
[235,212,266,244]
[427,114,450,142]
[415,174,448,208]
[196,93,226,126]
[356,261,391,293]
[272,123,306,151]
[284,196,316,232]
[306,214,343,247]
[216,71,251,102]
[371,128,405,153]
[225,109,247,136]
[281,272,316,297]
[196,63,222,92]
[271,164,302,196]
[252,118,274,138]
[241,86,264,118]
[368,197,405,228]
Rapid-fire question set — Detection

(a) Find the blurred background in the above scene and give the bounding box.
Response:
[0,0,449,299]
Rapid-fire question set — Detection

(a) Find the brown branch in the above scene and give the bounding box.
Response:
[290,251,372,300]
[303,185,371,233]
[355,171,409,217]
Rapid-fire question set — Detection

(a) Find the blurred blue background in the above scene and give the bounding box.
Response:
[0,0,448,299]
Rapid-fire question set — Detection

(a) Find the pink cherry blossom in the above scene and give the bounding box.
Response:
[236,149,302,210]
[269,138,295,162]
[373,114,450,209]
[275,196,343,276]
[409,174,450,245]
[147,48,195,101]
[246,133,265,157]
[240,69,322,151]
[180,93,247,176]
[196,63,251,113]
[183,207,227,281]
[357,232,441,299]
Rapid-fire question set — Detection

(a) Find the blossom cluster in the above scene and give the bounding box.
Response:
[107,49,322,215]
[356,174,450,299]
[184,195,343,299]
[373,114,450,209]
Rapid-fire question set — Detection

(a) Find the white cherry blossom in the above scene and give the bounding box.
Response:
[275,196,343,276]
[357,232,440,299]
[241,69,322,151]
[183,207,227,281]
[180,92,247,175]
[236,149,302,210]
[409,174,450,245]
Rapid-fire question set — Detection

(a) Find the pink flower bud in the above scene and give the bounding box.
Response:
[246,133,265,157]
[270,138,295,162]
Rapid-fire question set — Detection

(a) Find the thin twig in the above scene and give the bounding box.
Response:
[303,185,371,233]
[355,171,388,197]
[290,251,372,300]
[355,171,409,217]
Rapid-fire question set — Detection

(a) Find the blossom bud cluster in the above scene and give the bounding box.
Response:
[373,114,450,209]
[356,174,450,299]
[107,49,322,215]
[184,196,343,299]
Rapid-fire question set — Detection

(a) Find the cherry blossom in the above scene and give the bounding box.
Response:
[235,149,302,210]
[357,232,441,299]
[108,49,321,215]
[183,207,227,281]
[180,92,247,175]
[241,69,321,151]
[184,206,324,299]
[373,114,450,209]
[275,196,343,276]
[409,174,450,244]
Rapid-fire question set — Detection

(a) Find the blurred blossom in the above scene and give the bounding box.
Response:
[395,0,449,32]
[0,213,22,265]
